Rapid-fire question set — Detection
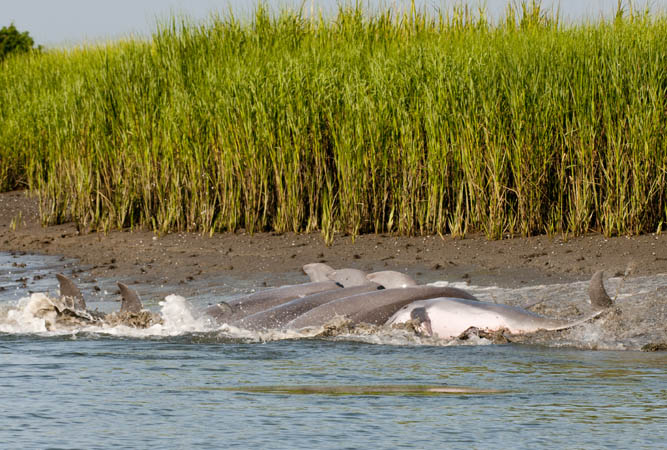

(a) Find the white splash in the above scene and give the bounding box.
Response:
[159,294,209,332]
[99,295,215,338]
[0,293,54,333]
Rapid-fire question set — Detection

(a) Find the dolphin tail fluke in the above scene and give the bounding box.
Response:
[117,282,144,313]
[56,274,87,310]
[588,270,613,309]
[303,263,335,282]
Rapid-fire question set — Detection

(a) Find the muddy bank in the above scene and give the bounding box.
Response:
[2,190,666,290]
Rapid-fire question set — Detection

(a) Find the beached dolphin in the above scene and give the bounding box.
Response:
[230,269,419,331]
[202,267,371,323]
[387,271,613,339]
[302,263,336,282]
[366,271,417,288]
[233,284,383,331]
[285,284,479,329]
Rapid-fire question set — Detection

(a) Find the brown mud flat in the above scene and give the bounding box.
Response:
[1,190,666,289]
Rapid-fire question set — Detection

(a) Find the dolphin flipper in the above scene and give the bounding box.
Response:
[56,274,87,310]
[117,282,144,313]
[303,263,335,282]
[588,271,613,309]
[410,307,433,336]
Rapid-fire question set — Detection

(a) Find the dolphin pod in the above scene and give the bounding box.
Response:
[52,264,379,326]
[387,270,613,339]
[285,285,479,329]
[50,265,613,341]
[202,267,375,324]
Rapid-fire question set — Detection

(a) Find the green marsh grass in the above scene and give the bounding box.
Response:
[1,3,666,241]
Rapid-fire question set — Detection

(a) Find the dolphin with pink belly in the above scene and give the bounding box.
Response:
[202,264,371,323]
[285,272,479,329]
[387,271,613,339]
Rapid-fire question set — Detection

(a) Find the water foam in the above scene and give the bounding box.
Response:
[0,293,54,333]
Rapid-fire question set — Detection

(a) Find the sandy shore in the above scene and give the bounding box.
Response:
[2,190,666,289]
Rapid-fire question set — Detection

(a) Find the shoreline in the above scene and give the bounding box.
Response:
[2,190,666,289]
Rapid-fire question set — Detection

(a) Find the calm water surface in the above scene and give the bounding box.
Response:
[1,252,665,449]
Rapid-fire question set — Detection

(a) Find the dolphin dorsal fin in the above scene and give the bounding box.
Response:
[56,274,87,310]
[366,271,417,288]
[588,270,613,309]
[303,263,335,282]
[215,302,233,315]
[327,269,368,287]
[117,282,143,313]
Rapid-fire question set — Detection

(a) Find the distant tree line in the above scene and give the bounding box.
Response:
[0,24,40,61]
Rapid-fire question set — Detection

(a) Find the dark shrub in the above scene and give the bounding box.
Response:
[0,24,38,61]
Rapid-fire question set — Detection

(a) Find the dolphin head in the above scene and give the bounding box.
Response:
[366,271,417,289]
[327,269,369,287]
[303,263,335,282]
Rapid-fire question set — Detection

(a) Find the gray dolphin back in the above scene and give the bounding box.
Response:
[203,302,234,322]
[287,285,478,329]
[588,270,613,309]
[235,283,382,331]
[223,280,341,319]
[117,283,144,313]
[303,263,335,282]
[56,274,87,310]
[366,271,417,288]
[327,269,369,287]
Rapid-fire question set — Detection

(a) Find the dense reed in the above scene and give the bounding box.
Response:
[1,2,666,241]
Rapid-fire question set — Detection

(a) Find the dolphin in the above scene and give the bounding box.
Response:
[55,273,87,310]
[233,283,383,331]
[202,267,371,323]
[387,271,613,339]
[285,284,479,329]
[366,271,417,288]
[234,271,458,331]
[49,275,158,328]
[302,263,335,282]
[229,269,409,331]
[117,282,147,313]
[51,273,105,324]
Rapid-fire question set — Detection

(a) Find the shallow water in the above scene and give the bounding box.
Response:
[1,252,666,448]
